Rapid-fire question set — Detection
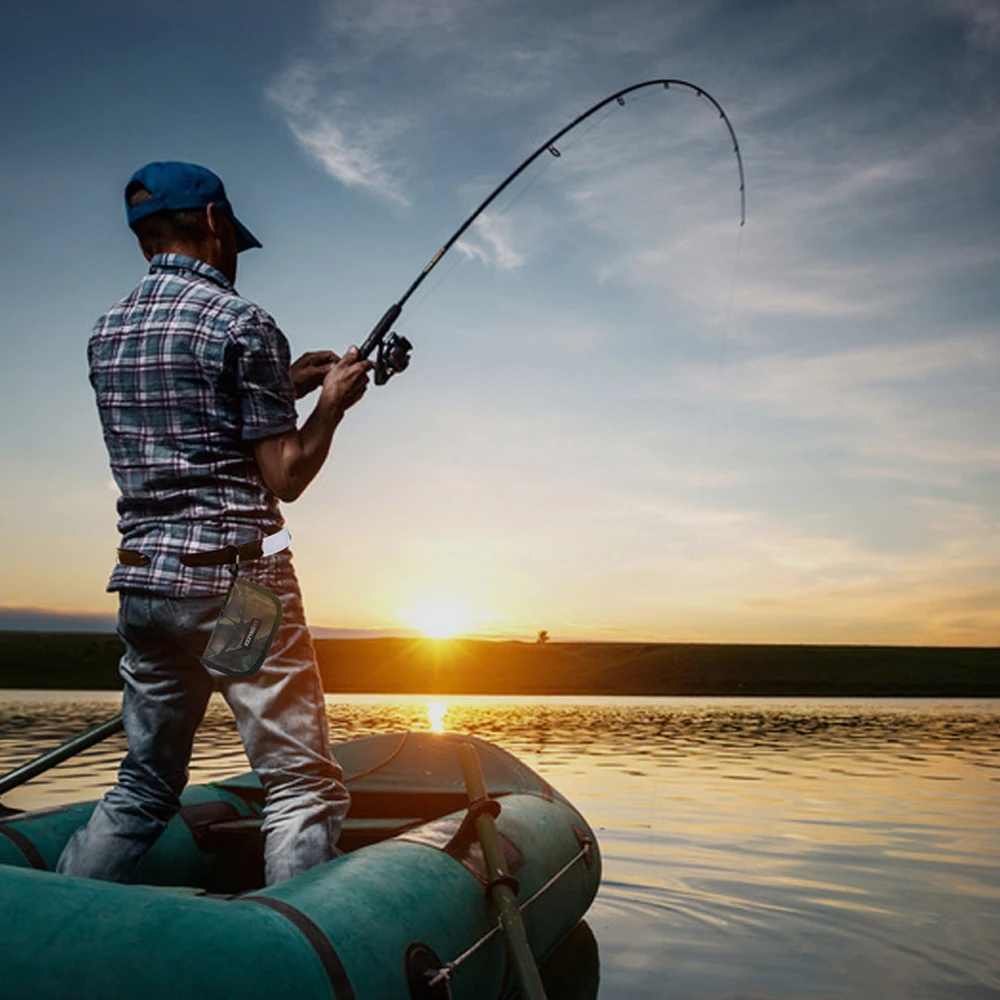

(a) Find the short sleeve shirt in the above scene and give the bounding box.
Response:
[88,254,298,596]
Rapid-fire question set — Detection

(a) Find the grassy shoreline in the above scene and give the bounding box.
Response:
[1,632,997,696]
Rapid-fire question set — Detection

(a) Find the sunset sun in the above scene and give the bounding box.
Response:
[405,598,467,640]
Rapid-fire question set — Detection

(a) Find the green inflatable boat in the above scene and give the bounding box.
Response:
[0,731,601,1000]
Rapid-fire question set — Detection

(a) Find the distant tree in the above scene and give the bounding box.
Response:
[536,630,549,645]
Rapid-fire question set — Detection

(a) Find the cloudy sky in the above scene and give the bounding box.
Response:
[1,0,997,644]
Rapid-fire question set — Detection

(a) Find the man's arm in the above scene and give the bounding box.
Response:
[253,347,371,502]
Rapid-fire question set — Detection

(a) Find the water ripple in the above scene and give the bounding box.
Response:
[1,693,998,999]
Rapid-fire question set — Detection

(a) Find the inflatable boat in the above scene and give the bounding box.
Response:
[0,731,601,999]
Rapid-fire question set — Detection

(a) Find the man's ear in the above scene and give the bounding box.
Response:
[205,202,223,238]
[137,237,153,262]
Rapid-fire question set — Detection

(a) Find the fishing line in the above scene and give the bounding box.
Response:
[402,251,467,323]
[719,225,744,366]
[354,78,746,386]
[689,222,745,525]
[403,156,559,321]
[636,198,746,868]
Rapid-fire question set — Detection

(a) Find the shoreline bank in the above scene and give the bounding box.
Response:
[1,632,997,697]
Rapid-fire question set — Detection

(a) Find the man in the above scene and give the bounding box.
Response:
[57,161,371,885]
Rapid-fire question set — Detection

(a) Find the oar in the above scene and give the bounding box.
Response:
[0,713,124,798]
[458,741,548,1000]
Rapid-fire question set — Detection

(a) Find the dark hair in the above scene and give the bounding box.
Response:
[125,180,209,254]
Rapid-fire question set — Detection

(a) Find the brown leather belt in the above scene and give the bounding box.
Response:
[117,539,266,568]
[116,549,152,567]
[117,526,295,569]
[181,538,268,568]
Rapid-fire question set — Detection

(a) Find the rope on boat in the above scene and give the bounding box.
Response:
[343,732,409,784]
[426,841,592,988]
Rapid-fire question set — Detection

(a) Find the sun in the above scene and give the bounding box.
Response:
[406,598,467,640]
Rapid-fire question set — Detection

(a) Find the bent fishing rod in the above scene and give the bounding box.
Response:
[357,78,746,385]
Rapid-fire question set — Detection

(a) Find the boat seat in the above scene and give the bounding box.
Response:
[205,816,424,853]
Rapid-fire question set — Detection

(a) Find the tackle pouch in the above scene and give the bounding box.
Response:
[200,575,282,677]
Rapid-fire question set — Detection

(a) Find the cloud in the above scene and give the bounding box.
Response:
[550,80,1000,326]
[676,333,1000,475]
[266,0,998,329]
[263,0,725,215]
[725,335,999,396]
[266,61,410,207]
[406,2,984,333]
[598,480,1000,644]
[927,0,1000,53]
[737,495,1000,644]
[744,579,1000,645]
[256,0,1000,645]
[455,212,525,269]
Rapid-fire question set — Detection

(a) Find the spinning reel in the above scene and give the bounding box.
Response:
[374,332,413,385]
[357,302,413,385]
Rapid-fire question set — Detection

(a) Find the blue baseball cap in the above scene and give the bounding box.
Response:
[125,161,262,252]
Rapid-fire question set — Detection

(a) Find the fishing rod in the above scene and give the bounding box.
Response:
[357,77,746,385]
[0,82,745,801]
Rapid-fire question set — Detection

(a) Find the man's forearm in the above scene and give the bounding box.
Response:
[254,347,371,503]
[283,391,346,500]
[253,349,370,502]
[253,392,345,502]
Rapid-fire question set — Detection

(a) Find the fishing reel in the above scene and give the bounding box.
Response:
[374,332,413,386]
[358,302,413,385]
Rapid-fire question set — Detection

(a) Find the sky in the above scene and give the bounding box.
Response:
[1,0,998,644]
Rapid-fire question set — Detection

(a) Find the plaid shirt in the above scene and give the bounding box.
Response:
[89,254,298,597]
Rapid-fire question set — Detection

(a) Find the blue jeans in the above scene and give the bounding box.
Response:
[56,577,349,885]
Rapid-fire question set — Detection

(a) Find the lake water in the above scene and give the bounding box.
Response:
[1,692,998,999]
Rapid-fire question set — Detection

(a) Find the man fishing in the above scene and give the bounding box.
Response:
[57,161,371,885]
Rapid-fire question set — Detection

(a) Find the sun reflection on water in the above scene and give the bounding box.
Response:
[426,699,448,733]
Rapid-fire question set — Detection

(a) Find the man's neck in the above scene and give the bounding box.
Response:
[156,241,237,284]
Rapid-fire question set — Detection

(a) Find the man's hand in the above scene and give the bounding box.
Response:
[290,350,339,399]
[321,347,372,414]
